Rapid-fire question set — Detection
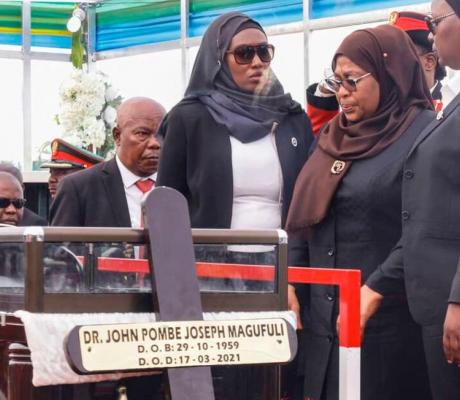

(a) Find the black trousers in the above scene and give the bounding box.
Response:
[422,325,460,400]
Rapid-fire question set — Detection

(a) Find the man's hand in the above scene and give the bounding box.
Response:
[288,284,303,330]
[360,285,383,336]
[443,303,460,365]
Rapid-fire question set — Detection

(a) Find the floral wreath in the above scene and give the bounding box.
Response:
[53,15,123,160]
[55,68,122,159]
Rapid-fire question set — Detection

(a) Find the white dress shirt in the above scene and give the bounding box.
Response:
[115,156,156,228]
[441,71,460,108]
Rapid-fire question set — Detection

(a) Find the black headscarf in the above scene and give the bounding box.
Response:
[185,12,302,143]
[446,0,460,17]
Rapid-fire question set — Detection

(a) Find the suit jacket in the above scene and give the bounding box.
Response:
[295,110,435,400]
[19,208,47,226]
[50,158,131,227]
[367,93,460,327]
[156,99,314,229]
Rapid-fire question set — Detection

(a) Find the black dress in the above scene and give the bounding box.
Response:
[293,110,434,400]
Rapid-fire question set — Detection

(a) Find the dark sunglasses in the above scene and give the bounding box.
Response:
[226,44,275,65]
[425,11,456,34]
[0,197,26,209]
[324,72,371,93]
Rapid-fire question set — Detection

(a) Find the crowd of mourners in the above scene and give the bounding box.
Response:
[1,0,460,399]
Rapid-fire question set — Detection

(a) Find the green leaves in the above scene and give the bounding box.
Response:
[70,29,84,69]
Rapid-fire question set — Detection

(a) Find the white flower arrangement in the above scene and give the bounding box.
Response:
[56,68,122,158]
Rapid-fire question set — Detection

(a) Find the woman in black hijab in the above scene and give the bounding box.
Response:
[157,12,313,399]
[158,12,312,229]
[157,12,312,265]
[286,24,434,400]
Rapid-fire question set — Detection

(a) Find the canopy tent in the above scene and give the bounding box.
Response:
[0,0,426,52]
[0,0,428,172]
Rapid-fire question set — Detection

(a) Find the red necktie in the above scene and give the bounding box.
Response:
[433,99,443,113]
[135,178,154,194]
[135,178,155,228]
[134,179,154,287]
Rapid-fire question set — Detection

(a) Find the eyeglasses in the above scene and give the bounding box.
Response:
[226,44,275,65]
[324,72,372,93]
[425,11,456,34]
[0,198,26,209]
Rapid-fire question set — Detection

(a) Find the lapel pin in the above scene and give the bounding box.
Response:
[331,160,346,175]
[291,137,298,147]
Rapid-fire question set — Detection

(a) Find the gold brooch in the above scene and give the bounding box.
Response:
[389,11,399,24]
[331,160,346,175]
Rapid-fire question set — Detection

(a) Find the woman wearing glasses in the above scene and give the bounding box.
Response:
[286,25,434,400]
[156,13,312,397]
[157,13,312,265]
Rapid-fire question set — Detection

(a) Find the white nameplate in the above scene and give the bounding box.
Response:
[66,318,296,373]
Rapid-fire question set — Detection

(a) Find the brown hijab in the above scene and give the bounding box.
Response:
[286,24,433,231]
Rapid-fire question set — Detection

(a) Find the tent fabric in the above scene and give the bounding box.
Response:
[311,0,425,19]
[188,0,302,37]
[0,0,425,51]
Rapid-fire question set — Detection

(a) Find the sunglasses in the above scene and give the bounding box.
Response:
[0,197,26,209]
[226,44,275,65]
[425,11,456,34]
[324,72,371,93]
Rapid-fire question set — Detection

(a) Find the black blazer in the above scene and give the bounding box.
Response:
[294,110,435,400]
[50,158,131,227]
[19,208,47,226]
[367,94,460,327]
[156,99,314,228]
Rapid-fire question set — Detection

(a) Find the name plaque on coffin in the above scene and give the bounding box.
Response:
[65,317,296,373]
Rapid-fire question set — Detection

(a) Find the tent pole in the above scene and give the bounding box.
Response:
[22,0,32,171]
[303,0,310,106]
[86,2,97,73]
[180,0,190,95]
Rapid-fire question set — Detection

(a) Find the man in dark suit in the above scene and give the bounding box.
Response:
[50,97,166,400]
[361,1,460,398]
[0,172,26,226]
[0,163,47,226]
[50,97,165,228]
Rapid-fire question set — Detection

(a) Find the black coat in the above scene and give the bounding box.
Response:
[295,110,435,400]
[50,158,131,227]
[367,94,460,326]
[156,99,314,228]
[19,208,47,226]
